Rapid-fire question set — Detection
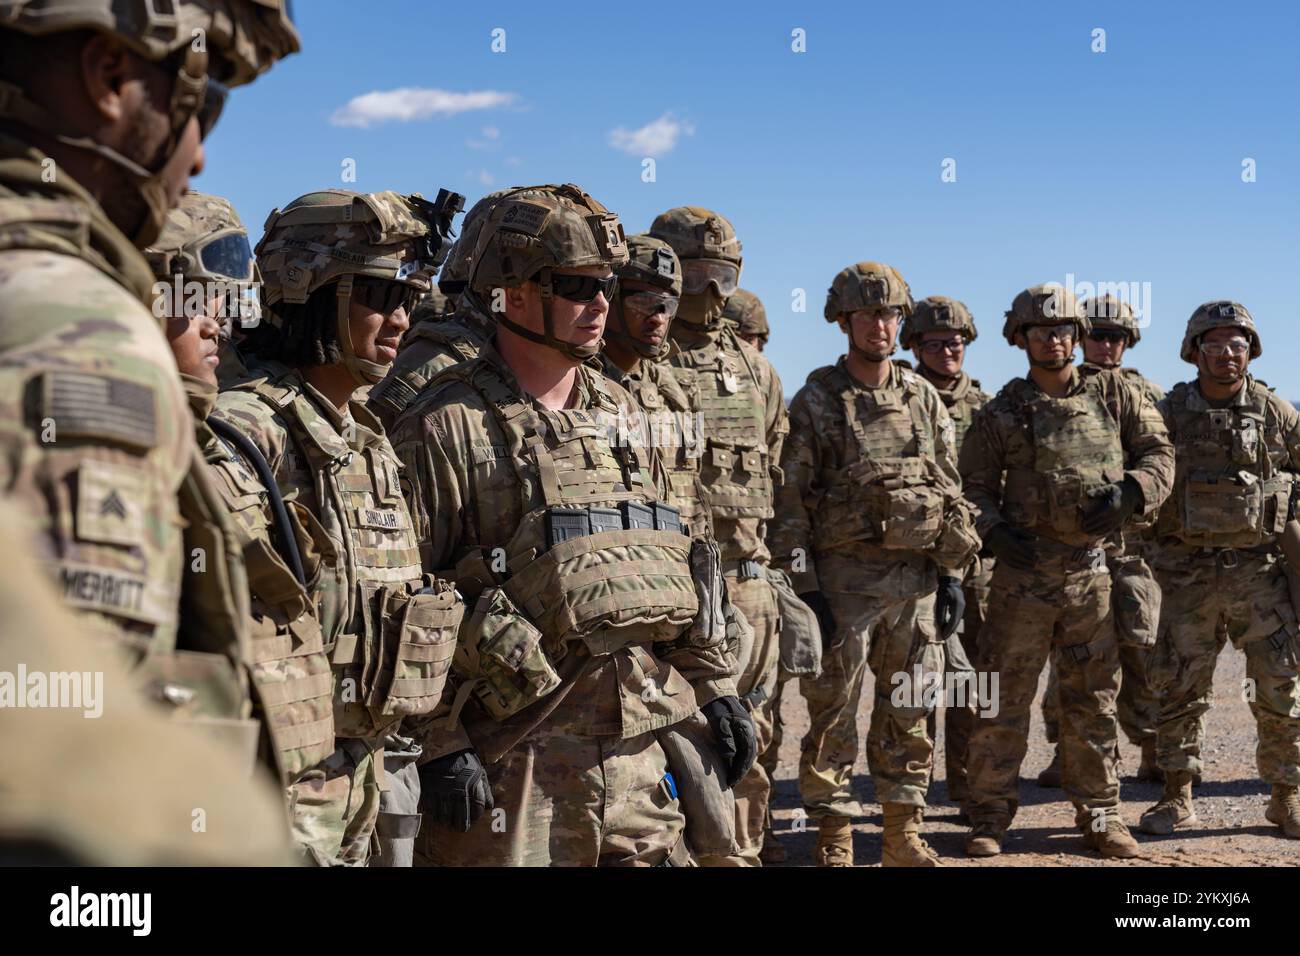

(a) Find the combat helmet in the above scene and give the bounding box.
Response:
[722,289,768,346]
[899,295,976,349]
[145,191,260,328]
[1080,295,1141,346]
[1002,284,1085,345]
[648,207,743,329]
[437,187,512,299]
[256,187,463,384]
[824,262,914,322]
[1180,300,1261,363]
[606,234,681,360]
[467,183,629,361]
[0,0,300,246]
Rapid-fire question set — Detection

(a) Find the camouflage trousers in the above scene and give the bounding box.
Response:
[414,724,686,866]
[967,553,1122,824]
[288,736,382,865]
[698,571,781,866]
[940,557,993,801]
[800,557,942,815]
[1149,550,1300,785]
[1041,645,1158,747]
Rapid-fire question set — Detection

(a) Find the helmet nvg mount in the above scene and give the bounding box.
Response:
[899,295,976,350]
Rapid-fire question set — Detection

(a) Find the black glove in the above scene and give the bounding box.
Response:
[702,695,758,788]
[418,748,494,832]
[935,575,966,642]
[1081,478,1142,536]
[985,523,1038,571]
[799,590,837,649]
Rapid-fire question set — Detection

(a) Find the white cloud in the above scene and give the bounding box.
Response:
[467,125,503,150]
[607,112,695,157]
[474,169,495,186]
[504,156,523,167]
[330,88,517,128]
[481,126,500,140]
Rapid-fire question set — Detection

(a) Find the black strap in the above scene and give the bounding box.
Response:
[207,415,308,588]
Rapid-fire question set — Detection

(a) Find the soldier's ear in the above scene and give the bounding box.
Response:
[1013,331,1028,350]
[80,33,134,126]
[836,315,850,335]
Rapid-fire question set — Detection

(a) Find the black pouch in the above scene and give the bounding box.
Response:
[621,500,656,530]
[654,501,683,534]
[547,506,590,549]
[589,507,623,535]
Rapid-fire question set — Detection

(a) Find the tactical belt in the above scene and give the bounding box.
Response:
[722,558,765,580]
[544,501,681,551]
[1191,544,1276,569]
[1024,532,1107,571]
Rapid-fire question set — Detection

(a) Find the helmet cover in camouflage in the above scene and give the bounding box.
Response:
[824,262,914,322]
[606,234,681,360]
[409,288,452,326]
[899,295,976,349]
[145,190,261,327]
[467,183,628,361]
[437,187,512,296]
[1079,294,1141,346]
[1180,300,1261,363]
[721,288,768,341]
[1001,283,1086,345]
[0,0,300,86]
[0,1,299,247]
[647,206,743,266]
[256,187,464,383]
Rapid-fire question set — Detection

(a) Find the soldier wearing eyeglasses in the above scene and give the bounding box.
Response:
[898,296,992,818]
[958,284,1173,859]
[1035,295,1169,791]
[1139,302,1300,842]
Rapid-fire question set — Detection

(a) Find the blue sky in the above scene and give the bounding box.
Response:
[200,0,1299,398]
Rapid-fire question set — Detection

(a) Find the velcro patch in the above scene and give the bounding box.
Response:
[43,371,157,450]
[497,201,549,236]
[75,460,149,547]
[355,507,407,532]
[54,561,172,626]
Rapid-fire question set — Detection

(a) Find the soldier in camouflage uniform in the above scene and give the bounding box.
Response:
[959,284,1174,859]
[596,234,711,540]
[1039,294,1167,787]
[391,184,751,866]
[214,187,467,866]
[771,265,980,866]
[723,288,769,352]
[1140,302,1300,840]
[0,498,296,866]
[145,192,346,863]
[367,189,518,434]
[0,1,297,746]
[650,206,788,866]
[899,296,993,813]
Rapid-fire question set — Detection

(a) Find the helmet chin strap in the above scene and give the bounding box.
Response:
[494,268,601,362]
[335,275,388,386]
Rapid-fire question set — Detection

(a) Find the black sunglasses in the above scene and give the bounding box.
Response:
[351,277,419,315]
[1087,329,1128,344]
[548,273,618,303]
[197,78,228,140]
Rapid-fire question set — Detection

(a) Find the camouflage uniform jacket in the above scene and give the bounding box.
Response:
[390,343,738,761]
[917,368,992,454]
[667,322,788,566]
[1153,374,1300,562]
[1081,362,1166,404]
[214,358,462,742]
[0,133,193,651]
[185,376,335,783]
[959,366,1175,549]
[367,302,495,432]
[771,358,978,595]
[595,351,711,539]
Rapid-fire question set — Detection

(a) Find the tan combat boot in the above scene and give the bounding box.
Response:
[1138,771,1199,835]
[758,823,787,864]
[1136,738,1163,783]
[1265,785,1300,838]
[965,813,1010,858]
[882,804,942,867]
[1081,813,1140,859]
[1036,746,1062,788]
[815,816,854,867]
